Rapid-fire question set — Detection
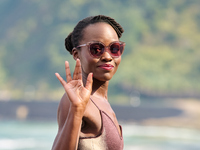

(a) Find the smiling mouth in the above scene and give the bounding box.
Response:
[98,64,114,70]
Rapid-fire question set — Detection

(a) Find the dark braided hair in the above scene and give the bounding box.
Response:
[65,15,124,54]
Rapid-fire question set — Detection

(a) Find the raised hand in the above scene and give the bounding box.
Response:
[55,59,93,113]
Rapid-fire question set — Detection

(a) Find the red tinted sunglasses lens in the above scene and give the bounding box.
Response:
[110,43,122,57]
[89,43,104,57]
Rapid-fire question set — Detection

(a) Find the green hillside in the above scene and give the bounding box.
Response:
[0,0,200,101]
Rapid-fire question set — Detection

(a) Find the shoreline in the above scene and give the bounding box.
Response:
[0,99,199,129]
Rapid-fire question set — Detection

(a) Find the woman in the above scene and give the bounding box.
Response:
[52,15,125,150]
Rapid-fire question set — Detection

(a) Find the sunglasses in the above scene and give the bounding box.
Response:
[74,41,125,58]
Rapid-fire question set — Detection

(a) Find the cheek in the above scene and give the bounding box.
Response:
[82,59,94,72]
[115,57,121,68]
[79,51,96,73]
[112,57,121,75]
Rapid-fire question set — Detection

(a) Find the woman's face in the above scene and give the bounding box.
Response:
[77,22,122,82]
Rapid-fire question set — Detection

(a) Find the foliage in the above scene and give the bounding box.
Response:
[0,0,200,100]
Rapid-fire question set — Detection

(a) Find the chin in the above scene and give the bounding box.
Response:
[95,74,113,82]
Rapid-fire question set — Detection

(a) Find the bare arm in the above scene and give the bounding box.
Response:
[52,60,93,150]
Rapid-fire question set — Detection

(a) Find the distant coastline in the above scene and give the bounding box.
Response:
[0,100,182,121]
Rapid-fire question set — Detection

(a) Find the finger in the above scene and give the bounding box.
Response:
[73,59,82,81]
[77,59,82,81]
[85,73,93,92]
[55,73,67,87]
[65,61,72,83]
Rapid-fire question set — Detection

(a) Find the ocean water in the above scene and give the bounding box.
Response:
[0,121,200,150]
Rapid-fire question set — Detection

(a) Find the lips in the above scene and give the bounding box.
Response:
[98,64,114,70]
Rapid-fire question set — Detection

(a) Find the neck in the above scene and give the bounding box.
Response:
[82,73,109,100]
[91,78,109,99]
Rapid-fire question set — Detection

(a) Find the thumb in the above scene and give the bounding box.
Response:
[85,73,93,92]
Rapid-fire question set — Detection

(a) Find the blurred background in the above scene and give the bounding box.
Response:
[0,0,200,149]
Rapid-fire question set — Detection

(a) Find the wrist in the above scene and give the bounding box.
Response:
[69,105,85,119]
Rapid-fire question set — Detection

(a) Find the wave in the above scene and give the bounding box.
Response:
[0,138,51,150]
[122,124,200,141]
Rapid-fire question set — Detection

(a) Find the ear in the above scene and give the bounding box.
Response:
[72,48,79,60]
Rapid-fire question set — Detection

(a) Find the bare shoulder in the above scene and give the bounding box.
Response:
[57,93,71,129]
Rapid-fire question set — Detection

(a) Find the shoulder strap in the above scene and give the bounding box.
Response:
[90,98,101,111]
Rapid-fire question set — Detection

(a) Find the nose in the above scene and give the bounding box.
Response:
[100,49,112,61]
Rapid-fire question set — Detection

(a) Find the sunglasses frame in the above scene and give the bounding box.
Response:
[74,41,125,58]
